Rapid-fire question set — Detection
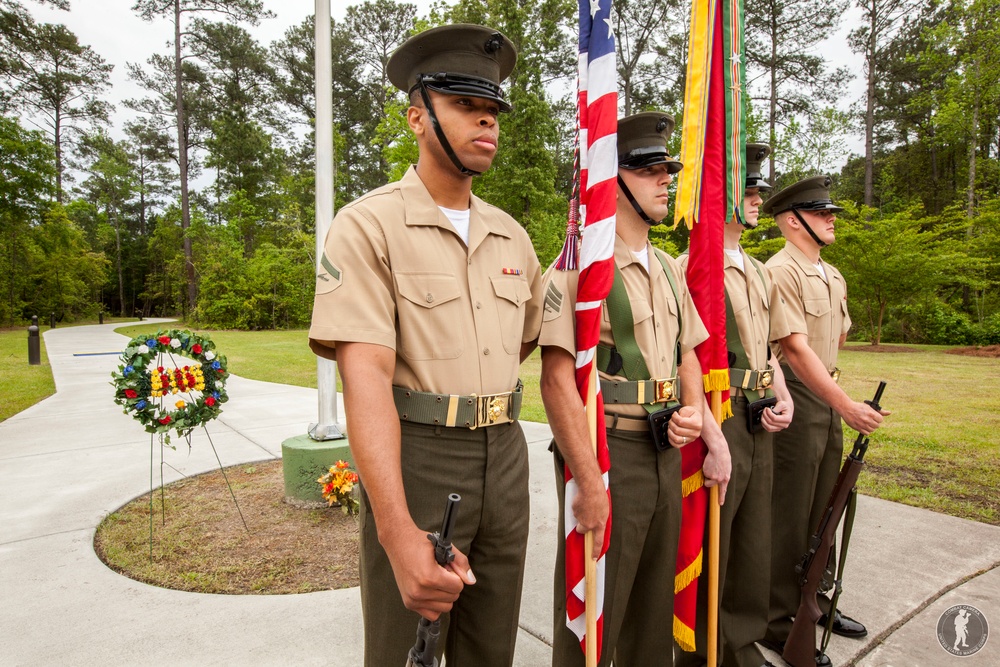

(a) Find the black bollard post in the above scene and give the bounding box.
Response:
[99,310,104,325]
[28,316,40,365]
[49,312,55,329]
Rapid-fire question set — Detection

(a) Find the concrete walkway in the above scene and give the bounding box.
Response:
[1,322,997,666]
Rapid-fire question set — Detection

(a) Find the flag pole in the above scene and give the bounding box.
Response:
[707,392,723,666]
[585,363,599,667]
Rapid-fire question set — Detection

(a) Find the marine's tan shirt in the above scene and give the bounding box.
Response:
[679,247,787,399]
[308,166,543,395]
[765,241,851,372]
[539,235,709,418]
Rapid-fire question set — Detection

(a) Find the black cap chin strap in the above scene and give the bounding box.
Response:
[419,81,480,177]
[792,208,827,248]
[617,174,660,226]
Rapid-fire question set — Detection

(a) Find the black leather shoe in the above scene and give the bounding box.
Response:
[758,638,832,667]
[817,609,868,638]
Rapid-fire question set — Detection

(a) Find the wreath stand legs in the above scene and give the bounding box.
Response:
[146,426,250,561]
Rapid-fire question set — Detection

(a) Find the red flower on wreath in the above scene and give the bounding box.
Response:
[191,344,203,354]
[205,396,216,407]
[158,415,172,425]
[124,389,138,399]
[158,336,171,345]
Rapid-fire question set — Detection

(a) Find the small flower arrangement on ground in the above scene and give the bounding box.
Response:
[111,329,229,443]
[318,460,360,515]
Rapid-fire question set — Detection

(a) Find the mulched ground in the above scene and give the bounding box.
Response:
[94,459,359,594]
[848,344,921,353]
[946,344,1000,358]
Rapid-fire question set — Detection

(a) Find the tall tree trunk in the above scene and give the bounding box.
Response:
[963,70,979,311]
[863,2,877,208]
[174,0,196,314]
[114,209,125,317]
[768,16,778,181]
[54,106,63,204]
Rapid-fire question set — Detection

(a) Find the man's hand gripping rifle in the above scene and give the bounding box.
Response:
[405,493,461,667]
[783,381,887,667]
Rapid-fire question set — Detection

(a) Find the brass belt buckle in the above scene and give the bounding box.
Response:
[758,369,774,390]
[831,368,841,383]
[654,377,677,403]
[474,391,513,429]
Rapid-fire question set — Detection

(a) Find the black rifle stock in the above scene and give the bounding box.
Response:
[783,381,886,667]
[405,493,461,667]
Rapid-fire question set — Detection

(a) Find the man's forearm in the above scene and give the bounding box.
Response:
[337,342,414,539]
[780,334,850,414]
[540,348,603,488]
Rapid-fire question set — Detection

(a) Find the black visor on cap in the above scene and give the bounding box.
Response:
[792,199,844,213]
[619,146,681,172]
[412,72,512,112]
[746,174,771,190]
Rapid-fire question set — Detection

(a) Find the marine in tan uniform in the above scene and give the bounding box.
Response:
[307,24,543,666]
[675,144,794,667]
[760,175,889,662]
[540,112,709,667]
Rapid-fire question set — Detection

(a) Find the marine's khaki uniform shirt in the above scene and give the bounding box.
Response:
[308,166,543,396]
[539,235,708,419]
[765,241,851,372]
[679,247,788,399]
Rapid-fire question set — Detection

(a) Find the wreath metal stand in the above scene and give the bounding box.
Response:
[112,329,248,561]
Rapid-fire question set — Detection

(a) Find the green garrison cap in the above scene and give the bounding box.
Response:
[387,24,516,112]
[745,143,771,190]
[761,174,844,216]
[617,112,683,174]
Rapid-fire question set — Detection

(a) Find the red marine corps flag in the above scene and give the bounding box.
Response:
[555,0,617,663]
[672,0,746,656]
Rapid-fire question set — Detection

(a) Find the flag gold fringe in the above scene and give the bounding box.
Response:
[702,370,733,420]
[674,548,703,594]
[681,469,705,497]
[674,616,698,653]
[702,369,730,392]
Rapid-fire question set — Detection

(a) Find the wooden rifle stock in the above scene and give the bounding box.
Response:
[783,381,886,667]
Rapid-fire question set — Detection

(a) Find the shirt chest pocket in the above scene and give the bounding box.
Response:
[491,276,532,354]
[395,273,463,360]
[803,297,831,341]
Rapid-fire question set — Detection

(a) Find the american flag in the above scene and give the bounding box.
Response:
[561,0,617,659]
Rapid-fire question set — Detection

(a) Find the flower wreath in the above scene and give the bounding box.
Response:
[111,329,229,439]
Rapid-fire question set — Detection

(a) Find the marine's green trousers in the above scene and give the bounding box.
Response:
[359,420,529,667]
[765,373,843,643]
[551,427,682,667]
[675,394,774,667]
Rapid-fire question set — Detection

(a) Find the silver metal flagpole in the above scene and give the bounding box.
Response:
[309,0,344,441]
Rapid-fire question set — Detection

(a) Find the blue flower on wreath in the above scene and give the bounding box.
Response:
[146,338,157,348]
[212,361,221,370]
[212,392,220,400]
[124,365,134,375]
[136,400,147,410]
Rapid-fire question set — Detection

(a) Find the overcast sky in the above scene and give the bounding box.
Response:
[25,0,865,169]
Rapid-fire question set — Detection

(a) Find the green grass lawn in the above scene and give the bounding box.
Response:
[0,328,55,421]
[11,322,999,525]
[836,343,1000,525]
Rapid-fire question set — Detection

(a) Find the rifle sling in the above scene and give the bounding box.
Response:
[820,485,859,654]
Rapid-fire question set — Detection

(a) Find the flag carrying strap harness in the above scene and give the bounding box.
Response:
[596,250,682,413]
[722,257,775,403]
